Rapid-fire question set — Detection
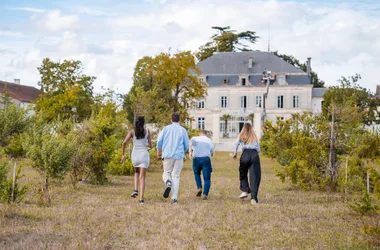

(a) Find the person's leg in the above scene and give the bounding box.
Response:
[193,158,202,191]
[131,167,140,198]
[239,151,250,193]
[162,159,174,198]
[249,151,261,203]
[139,167,146,201]
[202,158,212,197]
[171,159,183,201]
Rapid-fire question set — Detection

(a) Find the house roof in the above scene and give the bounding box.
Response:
[312,88,326,98]
[0,81,43,103]
[198,51,305,75]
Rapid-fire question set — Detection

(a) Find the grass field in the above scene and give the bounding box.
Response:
[1,152,379,249]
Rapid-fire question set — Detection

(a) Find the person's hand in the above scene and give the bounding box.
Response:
[188,153,192,160]
[121,155,126,164]
[232,153,237,159]
[157,151,162,159]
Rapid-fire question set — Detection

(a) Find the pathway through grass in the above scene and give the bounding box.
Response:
[0,153,379,249]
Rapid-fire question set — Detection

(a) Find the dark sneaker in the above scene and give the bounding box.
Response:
[163,186,171,198]
[171,199,178,204]
[131,190,138,198]
[196,188,202,197]
[202,195,208,200]
[139,200,145,205]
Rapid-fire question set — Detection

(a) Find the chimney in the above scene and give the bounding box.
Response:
[14,79,20,85]
[248,57,253,69]
[306,57,311,77]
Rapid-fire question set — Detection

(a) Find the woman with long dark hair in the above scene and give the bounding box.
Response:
[231,123,261,205]
[122,116,152,205]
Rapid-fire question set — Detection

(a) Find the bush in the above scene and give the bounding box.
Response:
[107,149,134,176]
[3,134,25,158]
[0,163,27,203]
[348,192,378,216]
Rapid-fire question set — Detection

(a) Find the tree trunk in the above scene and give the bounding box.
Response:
[44,173,51,205]
[329,104,336,182]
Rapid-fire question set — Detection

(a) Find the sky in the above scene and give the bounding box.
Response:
[0,0,379,94]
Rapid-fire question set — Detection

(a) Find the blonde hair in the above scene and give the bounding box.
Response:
[238,123,257,144]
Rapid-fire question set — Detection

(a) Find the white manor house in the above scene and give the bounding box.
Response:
[188,51,325,146]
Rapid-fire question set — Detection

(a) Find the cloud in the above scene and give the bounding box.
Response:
[1,0,380,94]
[8,7,45,13]
[0,31,24,37]
[33,10,80,32]
[78,7,110,16]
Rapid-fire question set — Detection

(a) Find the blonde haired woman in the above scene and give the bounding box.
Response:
[232,123,261,205]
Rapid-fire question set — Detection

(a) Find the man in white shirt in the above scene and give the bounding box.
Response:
[188,130,214,200]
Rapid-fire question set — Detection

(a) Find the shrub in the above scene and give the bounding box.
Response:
[107,149,134,176]
[3,134,25,158]
[0,163,27,203]
[348,192,378,216]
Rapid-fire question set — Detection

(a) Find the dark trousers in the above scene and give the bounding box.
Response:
[239,149,261,202]
[192,157,212,195]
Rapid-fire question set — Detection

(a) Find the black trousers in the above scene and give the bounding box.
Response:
[239,149,261,202]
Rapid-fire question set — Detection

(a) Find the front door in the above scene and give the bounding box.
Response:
[239,122,244,132]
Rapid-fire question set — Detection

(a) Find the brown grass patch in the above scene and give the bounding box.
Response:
[1,153,379,249]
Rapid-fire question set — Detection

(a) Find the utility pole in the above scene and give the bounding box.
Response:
[329,104,336,182]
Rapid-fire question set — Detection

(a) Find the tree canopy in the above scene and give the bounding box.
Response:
[195,26,259,62]
[35,58,96,122]
[124,51,207,126]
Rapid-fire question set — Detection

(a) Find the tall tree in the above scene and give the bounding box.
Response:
[274,51,325,88]
[36,58,96,122]
[123,51,206,126]
[195,26,259,62]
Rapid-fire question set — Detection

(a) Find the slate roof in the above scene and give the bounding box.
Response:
[198,51,305,75]
[312,88,326,98]
[0,81,43,103]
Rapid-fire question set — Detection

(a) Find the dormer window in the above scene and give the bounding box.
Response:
[242,78,246,86]
[276,73,287,86]
[223,78,228,85]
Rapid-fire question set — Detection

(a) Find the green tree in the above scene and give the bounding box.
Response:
[23,121,75,204]
[124,51,206,126]
[274,51,325,88]
[35,58,96,122]
[248,113,255,124]
[220,114,232,138]
[0,104,29,148]
[195,26,259,61]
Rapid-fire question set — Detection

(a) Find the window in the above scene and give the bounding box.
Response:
[223,78,228,84]
[197,100,205,109]
[242,78,246,86]
[279,116,284,121]
[256,96,262,108]
[221,96,227,108]
[240,96,247,112]
[198,117,205,129]
[199,78,204,84]
[293,95,299,108]
[277,95,284,109]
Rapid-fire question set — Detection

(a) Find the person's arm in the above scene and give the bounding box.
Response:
[156,129,164,158]
[255,140,261,153]
[183,129,190,152]
[188,138,193,159]
[121,130,133,163]
[147,129,152,150]
[232,139,241,159]
[210,141,215,157]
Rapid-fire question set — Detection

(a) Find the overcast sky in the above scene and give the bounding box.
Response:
[0,0,379,94]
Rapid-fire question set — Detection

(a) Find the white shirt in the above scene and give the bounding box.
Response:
[190,136,214,158]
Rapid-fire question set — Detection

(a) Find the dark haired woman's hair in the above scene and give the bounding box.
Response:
[134,116,145,139]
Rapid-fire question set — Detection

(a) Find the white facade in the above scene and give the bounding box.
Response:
[189,84,321,143]
[188,51,325,148]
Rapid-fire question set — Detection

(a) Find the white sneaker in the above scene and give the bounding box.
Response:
[239,192,248,199]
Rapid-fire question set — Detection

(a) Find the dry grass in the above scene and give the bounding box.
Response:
[1,153,379,249]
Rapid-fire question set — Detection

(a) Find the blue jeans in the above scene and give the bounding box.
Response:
[192,157,212,195]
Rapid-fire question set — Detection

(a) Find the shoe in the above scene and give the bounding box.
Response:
[239,192,248,199]
[139,200,145,205]
[171,199,178,204]
[196,188,202,197]
[251,199,258,205]
[163,186,171,198]
[131,190,138,198]
[202,195,208,200]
